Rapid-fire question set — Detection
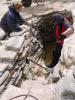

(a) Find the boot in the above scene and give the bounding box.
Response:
[47,43,62,68]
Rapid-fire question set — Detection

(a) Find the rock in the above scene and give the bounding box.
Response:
[62,43,73,67]
[1,85,28,100]
[55,70,75,100]
[21,80,56,100]
[0,28,6,40]
[0,63,9,77]
[0,71,9,85]
[58,33,75,76]
[5,36,25,52]
[0,48,17,63]
[20,46,30,59]
[21,80,44,90]
[14,71,22,86]
[0,85,5,94]
[9,67,21,85]
[53,62,61,79]
[30,83,56,100]
[23,39,30,48]
[23,64,30,78]
[10,29,28,37]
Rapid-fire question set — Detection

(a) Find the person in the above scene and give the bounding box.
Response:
[0,0,25,38]
[48,11,74,68]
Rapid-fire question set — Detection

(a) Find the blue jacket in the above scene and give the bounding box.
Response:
[0,4,24,34]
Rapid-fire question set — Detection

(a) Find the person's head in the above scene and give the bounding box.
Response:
[64,10,73,25]
[52,13,64,25]
[12,0,22,12]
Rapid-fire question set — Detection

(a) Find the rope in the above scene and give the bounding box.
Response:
[9,94,39,100]
[26,57,48,71]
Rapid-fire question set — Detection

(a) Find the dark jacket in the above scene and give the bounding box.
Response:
[52,13,73,46]
[0,4,24,34]
[52,13,73,31]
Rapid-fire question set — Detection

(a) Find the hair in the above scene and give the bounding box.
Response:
[12,0,22,6]
[62,10,74,25]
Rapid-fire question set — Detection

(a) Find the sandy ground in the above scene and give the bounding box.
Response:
[0,0,75,16]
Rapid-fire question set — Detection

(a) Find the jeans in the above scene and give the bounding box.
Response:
[51,43,62,67]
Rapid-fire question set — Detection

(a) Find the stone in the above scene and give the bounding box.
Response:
[30,84,55,100]
[55,33,75,77]
[0,85,5,94]
[55,70,75,100]
[0,71,9,85]
[9,68,21,85]
[0,28,6,40]
[5,36,25,52]
[15,71,22,86]
[23,39,30,48]
[10,29,27,37]
[21,80,56,100]
[1,85,28,100]
[53,62,61,79]
[20,46,30,59]
[0,48,17,63]
[0,63,9,77]
[21,80,43,90]
[23,64,30,78]
[22,31,30,38]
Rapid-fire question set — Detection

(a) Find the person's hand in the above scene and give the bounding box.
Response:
[58,33,65,40]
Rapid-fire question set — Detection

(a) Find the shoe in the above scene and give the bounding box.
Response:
[47,64,54,68]
[52,77,60,83]
[46,67,54,74]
